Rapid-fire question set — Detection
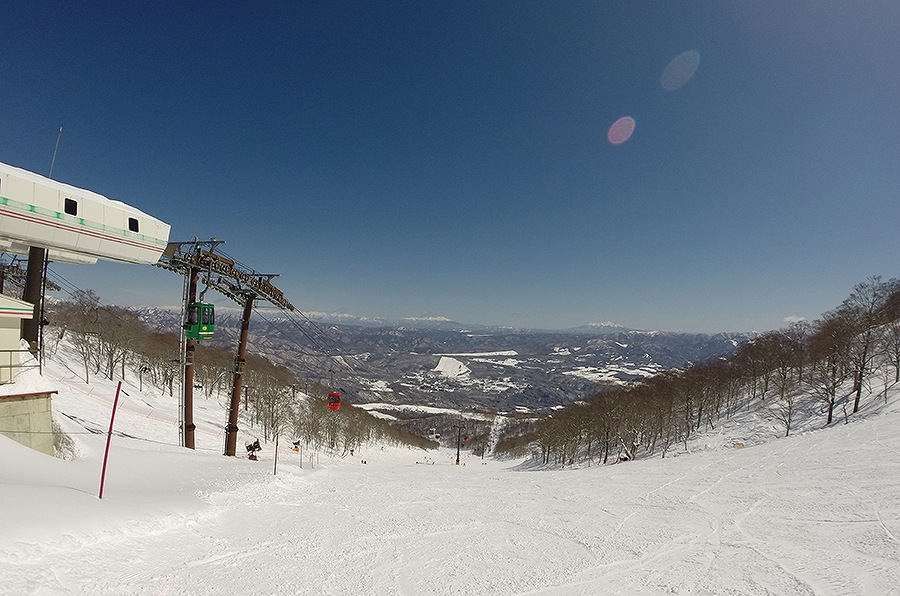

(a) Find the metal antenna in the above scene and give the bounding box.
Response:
[48,125,63,179]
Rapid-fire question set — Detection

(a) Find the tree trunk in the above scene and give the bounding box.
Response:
[602,429,610,464]
[853,367,864,414]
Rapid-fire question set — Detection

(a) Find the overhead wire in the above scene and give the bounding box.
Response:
[11,257,390,451]
[248,304,382,399]
[208,246,378,389]
[43,254,385,402]
[45,261,338,382]
[44,267,161,334]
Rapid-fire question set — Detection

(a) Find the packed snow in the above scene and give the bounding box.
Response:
[471,357,522,368]
[563,363,664,383]
[2,346,900,595]
[435,351,519,358]
[357,403,492,421]
[432,356,470,379]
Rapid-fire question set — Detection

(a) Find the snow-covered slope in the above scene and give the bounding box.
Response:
[1,345,899,594]
[432,355,470,379]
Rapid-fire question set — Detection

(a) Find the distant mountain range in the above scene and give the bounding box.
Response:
[138,306,753,413]
[566,321,637,334]
[237,310,639,333]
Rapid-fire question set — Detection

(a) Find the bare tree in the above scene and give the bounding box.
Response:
[878,317,900,385]
[767,330,805,436]
[806,311,854,425]
[95,306,143,380]
[58,290,102,383]
[193,344,233,401]
[842,276,888,414]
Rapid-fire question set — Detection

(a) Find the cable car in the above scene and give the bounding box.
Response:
[327,391,341,411]
[184,302,215,340]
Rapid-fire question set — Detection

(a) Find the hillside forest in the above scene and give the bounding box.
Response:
[493,276,900,466]
[40,275,900,468]
[43,290,435,455]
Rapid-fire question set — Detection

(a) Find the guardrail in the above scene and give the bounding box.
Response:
[0,349,39,384]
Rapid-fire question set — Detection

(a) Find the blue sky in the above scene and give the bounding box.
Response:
[2,2,899,332]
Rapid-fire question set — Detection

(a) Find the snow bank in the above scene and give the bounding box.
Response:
[432,355,470,379]
[2,344,900,594]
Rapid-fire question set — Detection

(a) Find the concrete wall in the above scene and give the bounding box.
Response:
[0,394,54,455]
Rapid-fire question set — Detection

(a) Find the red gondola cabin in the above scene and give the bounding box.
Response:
[327,391,341,411]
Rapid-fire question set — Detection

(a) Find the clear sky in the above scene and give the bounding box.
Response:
[2,2,898,333]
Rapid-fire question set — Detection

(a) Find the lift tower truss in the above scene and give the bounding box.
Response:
[155,240,294,453]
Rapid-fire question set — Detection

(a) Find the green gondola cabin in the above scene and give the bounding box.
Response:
[184,302,215,340]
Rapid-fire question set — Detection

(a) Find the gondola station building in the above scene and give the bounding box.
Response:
[0,294,56,455]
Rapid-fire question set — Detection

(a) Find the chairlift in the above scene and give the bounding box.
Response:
[184,301,215,340]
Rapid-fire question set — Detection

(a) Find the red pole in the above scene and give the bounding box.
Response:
[99,381,123,499]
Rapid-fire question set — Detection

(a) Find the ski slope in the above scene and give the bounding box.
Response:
[1,349,900,595]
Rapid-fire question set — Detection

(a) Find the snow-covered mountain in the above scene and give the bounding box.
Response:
[137,306,753,411]
[566,321,636,334]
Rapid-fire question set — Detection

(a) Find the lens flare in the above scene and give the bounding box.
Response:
[661,50,700,91]
[607,116,636,145]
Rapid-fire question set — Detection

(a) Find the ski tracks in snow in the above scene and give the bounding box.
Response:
[4,415,900,595]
